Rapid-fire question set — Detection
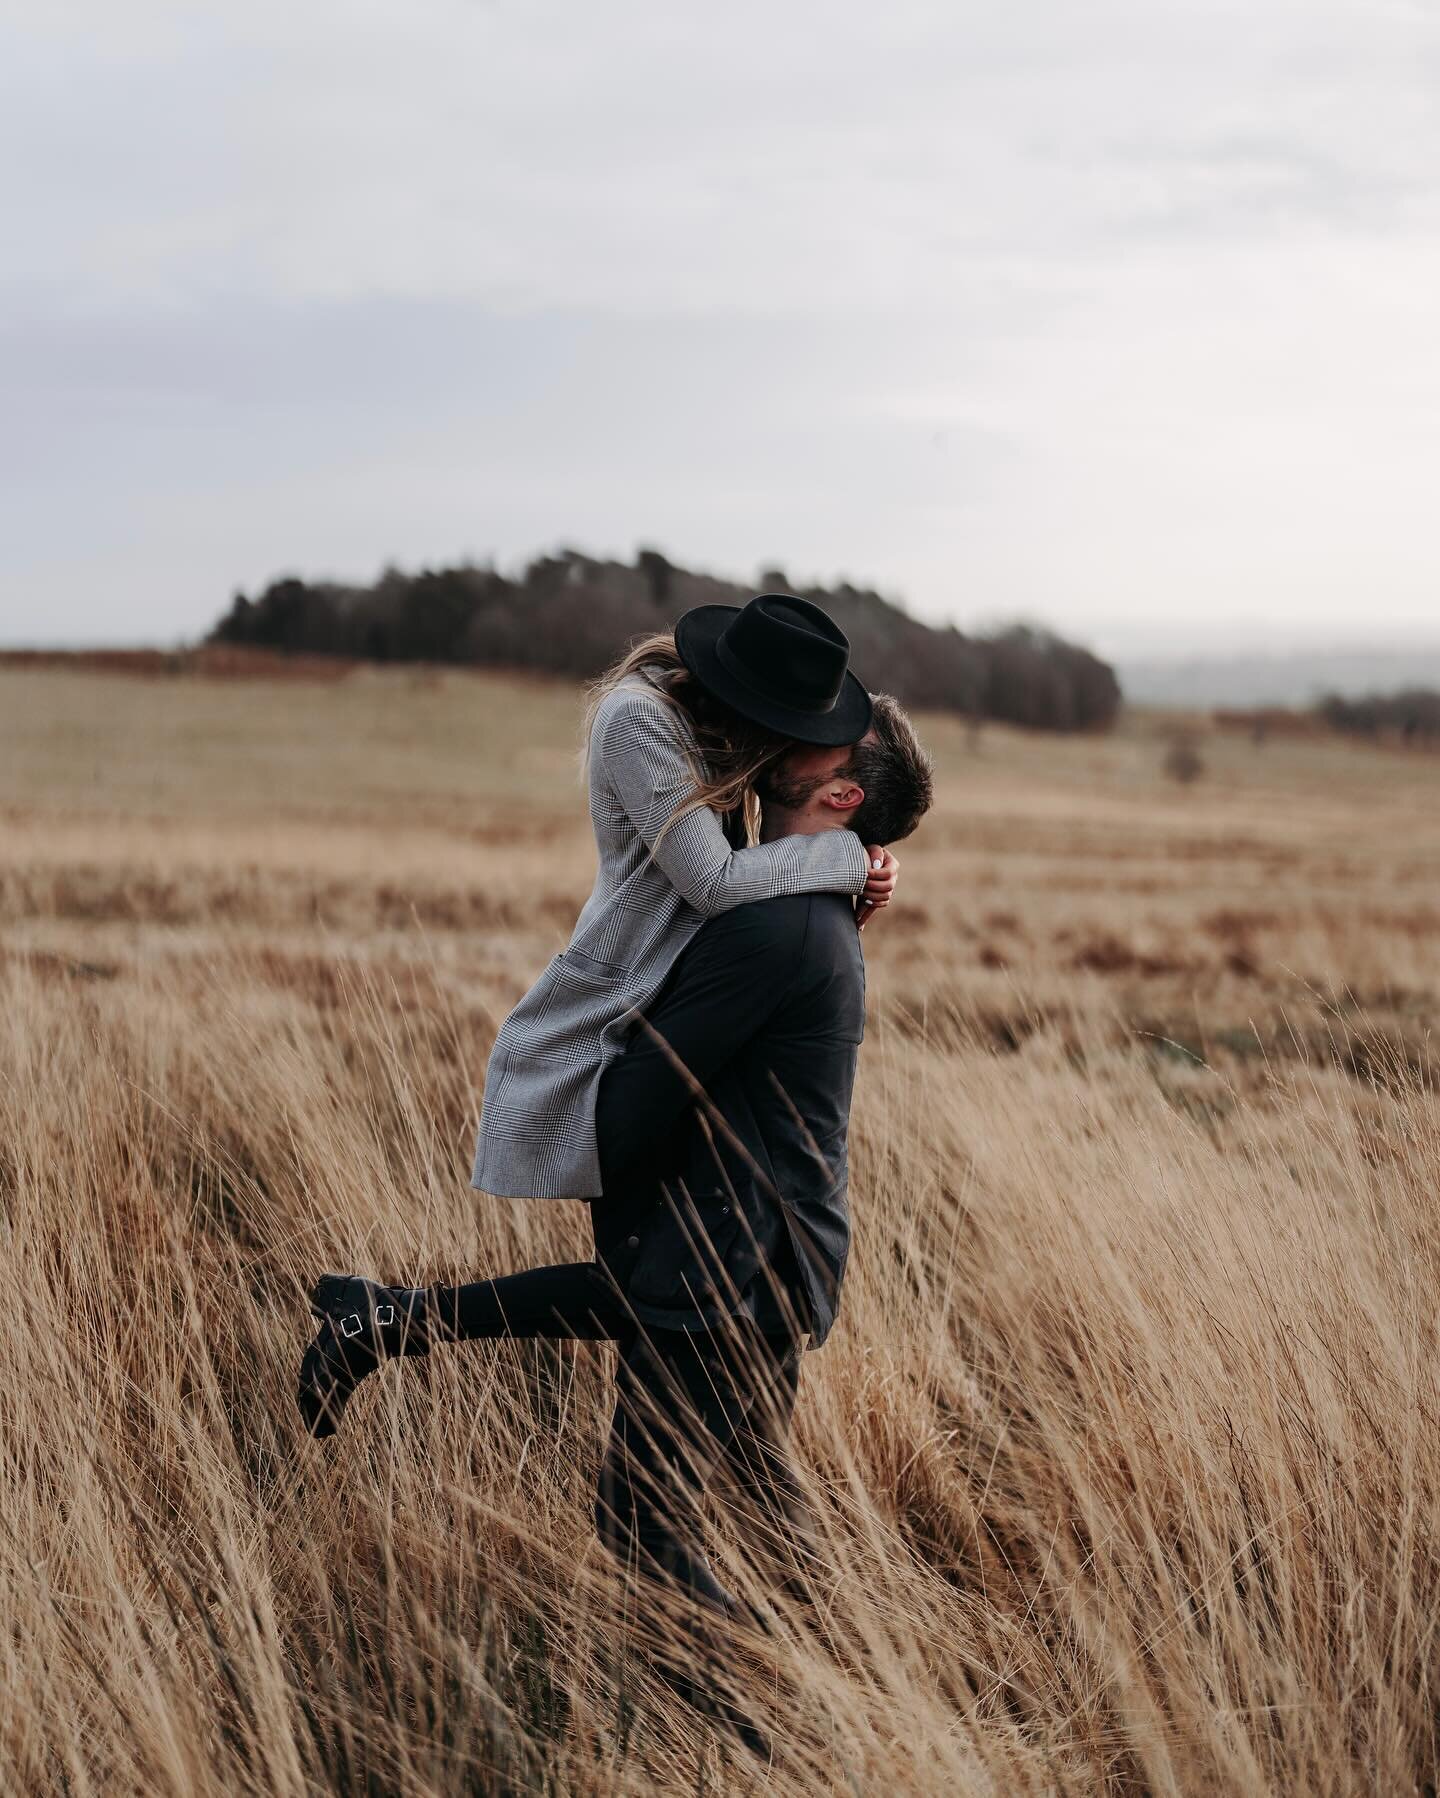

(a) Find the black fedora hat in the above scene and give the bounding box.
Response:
[673,594,872,746]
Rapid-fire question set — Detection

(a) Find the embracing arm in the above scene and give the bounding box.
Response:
[594,689,869,917]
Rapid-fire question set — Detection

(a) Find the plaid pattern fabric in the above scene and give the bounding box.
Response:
[471,674,871,1200]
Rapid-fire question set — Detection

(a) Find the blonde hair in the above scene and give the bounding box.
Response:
[582,632,799,848]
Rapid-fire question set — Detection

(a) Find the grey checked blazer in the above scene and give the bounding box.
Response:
[471,671,871,1199]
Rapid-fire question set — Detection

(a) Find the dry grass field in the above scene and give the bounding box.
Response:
[3,662,1440,1795]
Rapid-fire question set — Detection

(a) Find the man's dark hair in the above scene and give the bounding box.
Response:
[847,692,933,845]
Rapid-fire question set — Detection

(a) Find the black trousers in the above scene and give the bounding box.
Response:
[429,1077,816,1612]
[595,1317,816,1615]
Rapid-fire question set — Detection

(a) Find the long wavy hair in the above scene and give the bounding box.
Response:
[582,632,799,848]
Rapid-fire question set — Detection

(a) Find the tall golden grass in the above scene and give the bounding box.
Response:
[2,664,1439,1794]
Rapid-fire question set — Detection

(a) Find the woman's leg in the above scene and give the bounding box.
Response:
[428,1251,624,1342]
[433,1039,677,1343]
[298,1203,644,1434]
[427,1121,665,1345]
[300,1061,667,1431]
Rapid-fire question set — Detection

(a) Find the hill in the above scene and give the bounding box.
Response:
[209,546,1121,732]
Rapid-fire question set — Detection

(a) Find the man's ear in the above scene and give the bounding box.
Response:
[824,780,865,815]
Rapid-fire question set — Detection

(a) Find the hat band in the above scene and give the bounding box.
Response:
[712,630,842,716]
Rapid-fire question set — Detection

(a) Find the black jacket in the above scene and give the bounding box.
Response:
[593,890,865,1346]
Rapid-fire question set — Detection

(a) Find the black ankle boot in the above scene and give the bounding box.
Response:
[297,1273,432,1439]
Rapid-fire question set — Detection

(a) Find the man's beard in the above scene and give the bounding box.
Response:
[757,764,836,811]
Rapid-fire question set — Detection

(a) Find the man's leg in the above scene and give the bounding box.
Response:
[714,1340,825,1605]
[594,1327,772,1755]
[595,1327,736,1614]
[594,1320,800,1608]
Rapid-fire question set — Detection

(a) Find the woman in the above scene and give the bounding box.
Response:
[297,593,897,1434]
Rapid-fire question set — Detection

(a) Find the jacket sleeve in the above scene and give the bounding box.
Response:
[593,690,870,917]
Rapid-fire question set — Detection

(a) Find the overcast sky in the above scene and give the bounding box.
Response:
[3,0,1437,658]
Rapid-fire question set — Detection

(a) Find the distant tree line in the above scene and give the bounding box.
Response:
[1316,688,1440,747]
[209,547,1122,731]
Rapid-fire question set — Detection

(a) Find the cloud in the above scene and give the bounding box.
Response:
[2,0,1438,650]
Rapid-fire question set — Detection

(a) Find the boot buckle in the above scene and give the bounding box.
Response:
[340,1312,363,1338]
[374,1304,395,1327]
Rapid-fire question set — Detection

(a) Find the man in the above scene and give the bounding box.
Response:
[297,694,932,1618]
[588,693,933,1616]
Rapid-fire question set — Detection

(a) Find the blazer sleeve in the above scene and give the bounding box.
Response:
[593,689,871,917]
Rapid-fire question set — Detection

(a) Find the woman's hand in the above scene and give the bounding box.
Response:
[856,844,898,931]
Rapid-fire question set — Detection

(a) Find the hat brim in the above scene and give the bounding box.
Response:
[674,604,873,747]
